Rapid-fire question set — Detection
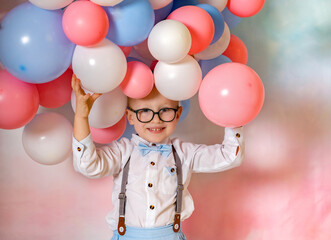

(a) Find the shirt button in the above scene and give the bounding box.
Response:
[171,168,175,173]
[236,133,240,138]
[150,161,155,166]
[77,147,81,152]
[150,205,155,210]
[148,183,153,188]
[152,143,156,146]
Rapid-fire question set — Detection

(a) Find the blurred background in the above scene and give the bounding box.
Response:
[1,0,331,239]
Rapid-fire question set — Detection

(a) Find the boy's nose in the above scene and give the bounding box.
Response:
[151,113,162,123]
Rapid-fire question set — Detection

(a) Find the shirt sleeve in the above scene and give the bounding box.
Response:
[72,134,127,178]
[180,127,245,173]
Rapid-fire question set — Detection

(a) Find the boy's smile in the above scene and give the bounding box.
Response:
[126,87,182,143]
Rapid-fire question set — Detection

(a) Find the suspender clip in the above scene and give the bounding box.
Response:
[118,193,126,199]
[177,184,184,191]
[173,213,181,232]
[118,216,126,235]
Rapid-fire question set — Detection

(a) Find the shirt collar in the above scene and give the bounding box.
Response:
[130,134,172,147]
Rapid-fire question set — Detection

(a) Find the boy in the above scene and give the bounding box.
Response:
[71,74,244,239]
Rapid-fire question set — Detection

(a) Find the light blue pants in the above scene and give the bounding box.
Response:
[111,225,186,240]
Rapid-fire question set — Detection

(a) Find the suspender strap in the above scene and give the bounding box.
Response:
[172,146,183,232]
[117,157,131,236]
[117,146,184,235]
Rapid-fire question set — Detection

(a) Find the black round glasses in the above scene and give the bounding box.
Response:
[128,107,179,123]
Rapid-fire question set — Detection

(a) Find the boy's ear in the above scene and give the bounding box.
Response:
[176,106,183,120]
[126,109,134,125]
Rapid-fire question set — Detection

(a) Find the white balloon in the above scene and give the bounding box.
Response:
[71,87,127,128]
[22,112,73,165]
[90,0,123,7]
[72,39,127,94]
[148,0,172,10]
[29,0,74,10]
[148,20,191,63]
[198,0,228,12]
[194,23,230,60]
[154,55,202,101]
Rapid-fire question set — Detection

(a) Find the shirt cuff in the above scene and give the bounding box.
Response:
[72,134,94,159]
[224,126,244,142]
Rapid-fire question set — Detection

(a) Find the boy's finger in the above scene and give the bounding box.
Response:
[91,93,102,101]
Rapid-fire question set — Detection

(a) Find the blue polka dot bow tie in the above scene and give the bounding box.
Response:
[138,142,172,158]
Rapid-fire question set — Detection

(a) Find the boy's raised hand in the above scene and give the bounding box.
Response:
[71,74,102,119]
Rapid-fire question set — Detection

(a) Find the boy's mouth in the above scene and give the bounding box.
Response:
[147,127,166,133]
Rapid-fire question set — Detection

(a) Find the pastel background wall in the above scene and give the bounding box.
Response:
[1,0,331,239]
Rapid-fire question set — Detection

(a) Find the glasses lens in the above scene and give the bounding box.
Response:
[159,108,176,122]
[137,109,153,122]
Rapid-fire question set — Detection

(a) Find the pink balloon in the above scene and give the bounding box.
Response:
[198,63,264,127]
[36,68,73,108]
[62,1,109,46]
[119,45,132,58]
[223,34,248,64]
[90,115,127,144]
[119,61,154,99]
[227,0,265,18]
[167,6,214,55]
[0,70,39,129]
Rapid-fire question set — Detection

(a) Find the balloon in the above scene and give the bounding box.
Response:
[154,55,202,101]
[36,68,73,108]
[29,0,73,10]
[198,0,228,12]
[149,0,172,10]
[62,1,109,46]
[179,99,190,123]
[148,20,191,63]
[22,112,73,165]
[71,87,127,128]
[90,115,127,144]
[222,34,248,64]
[171,0,198,11]
[0,70,39,130]
[194,23,230,60]
[90,0,123,6]
[199,55,232,78]
[133,38,156,61]
[221,7,242,29]
[227,0,265,18]
[199,62,265,127]
[72,38,127,93]
[104,0,155,46]
[154,1,173,24]
[167,6,214,54]
[197,3,225,44]
[120,61,154,99]
[0,3,75,84]
[119,45,132,58]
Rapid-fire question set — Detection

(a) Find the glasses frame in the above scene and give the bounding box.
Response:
[127,107,179,123]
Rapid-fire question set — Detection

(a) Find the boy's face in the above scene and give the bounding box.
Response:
[126,87,182,143]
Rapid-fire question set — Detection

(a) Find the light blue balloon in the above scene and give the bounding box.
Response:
[154,1,174,24]
[197,4,225,44]
[0,3,75,84]
[221,7,242,29]
[199,55,232,78]
[179,99,190,123]
[104,0,155,47]
[171,0,198,11]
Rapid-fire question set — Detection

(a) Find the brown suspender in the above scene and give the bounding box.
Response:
[117,146,183,235]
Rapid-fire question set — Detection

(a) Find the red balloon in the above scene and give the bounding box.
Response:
[167,6,214,54]
[62,1,109,46]
[90,115,127,144]
[119,45,132,58]
[227,0,265,18]
[199,63,264,127]
[0,70,39,129]
[223,34,248,64]
[36,68,73,108]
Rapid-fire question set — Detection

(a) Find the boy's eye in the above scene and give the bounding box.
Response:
[160,108,170,113]
[140,109,151,113]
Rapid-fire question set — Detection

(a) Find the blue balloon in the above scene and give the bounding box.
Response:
[154,1,174,24]
[221,7,242,29]
[0,3,75,84]
[104,0,155,47]
[179,99,190,123]
[171,0,198,11]
[199,55,232,78]
[120,118,136,140]
[197,4,225,44]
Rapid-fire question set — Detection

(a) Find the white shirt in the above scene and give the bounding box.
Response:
[72,127,244,230]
